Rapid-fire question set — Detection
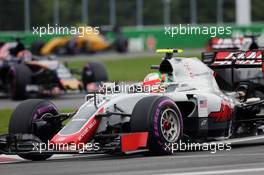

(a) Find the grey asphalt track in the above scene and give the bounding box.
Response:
[1,145,264,175]
[0,93,85,110]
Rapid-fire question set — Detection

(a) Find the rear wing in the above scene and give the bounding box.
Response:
[208,38,240,51]
[202,50,264,72]
[207,37,253,51]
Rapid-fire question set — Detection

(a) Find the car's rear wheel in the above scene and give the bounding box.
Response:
[9,99,61,161]
[130,96,183,155]
[82,61,108,92]
[9,64,31,100]
[113,36,128,53]
[31,40,45,55]
[65,39,79,55]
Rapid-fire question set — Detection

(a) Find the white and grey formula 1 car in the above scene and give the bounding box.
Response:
[1,49,264,161]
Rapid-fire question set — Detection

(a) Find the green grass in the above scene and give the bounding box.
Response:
[0,108,73,135]
[0,109,11,134]
[68,56,161,81]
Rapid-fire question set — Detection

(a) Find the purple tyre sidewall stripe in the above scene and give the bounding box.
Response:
[152,99,183,152]
[32,104,58,121]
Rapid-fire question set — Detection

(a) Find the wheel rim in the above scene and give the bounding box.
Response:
[160,108,180,142]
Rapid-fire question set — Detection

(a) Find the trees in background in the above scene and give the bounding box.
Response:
[0,0,262,31]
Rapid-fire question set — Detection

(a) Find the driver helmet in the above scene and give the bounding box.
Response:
[143,72,171,86]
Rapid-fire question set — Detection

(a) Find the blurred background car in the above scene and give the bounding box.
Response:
[0,37,108,100]
[1,0,263,54]
[0,0,263,100]
[31,26,128,56]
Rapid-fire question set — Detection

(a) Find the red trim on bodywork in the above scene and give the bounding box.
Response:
[143,79,161,86]
[50,107,104,147]
[209,100,233,122]
[121,132,148,152]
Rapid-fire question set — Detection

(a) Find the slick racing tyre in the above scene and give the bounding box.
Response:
[31,40,45,55]
[9,99,61,161]
[9,64,31,100]
[82,61,108,91]
[65,39,79,55]
[130,96,183,155]
[113,36,128,53]
[54,46,67,55]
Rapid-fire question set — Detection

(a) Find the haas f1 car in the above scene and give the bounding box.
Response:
[202,50,264,97]
[1,49,264,161]
[0,38,108,99]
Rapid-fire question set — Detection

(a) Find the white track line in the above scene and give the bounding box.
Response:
[1,151,264,164]
[0,155,24,164]
[163,167,264,175]
[0,154,75,164]
[0,154,105,163]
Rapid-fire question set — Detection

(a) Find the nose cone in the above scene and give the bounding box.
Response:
[50,116,100,147]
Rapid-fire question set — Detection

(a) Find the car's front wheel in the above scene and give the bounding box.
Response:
[9,99,61,161]
[130,96,183,155]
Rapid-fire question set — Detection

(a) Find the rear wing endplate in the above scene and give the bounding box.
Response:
[202,50,264,72]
